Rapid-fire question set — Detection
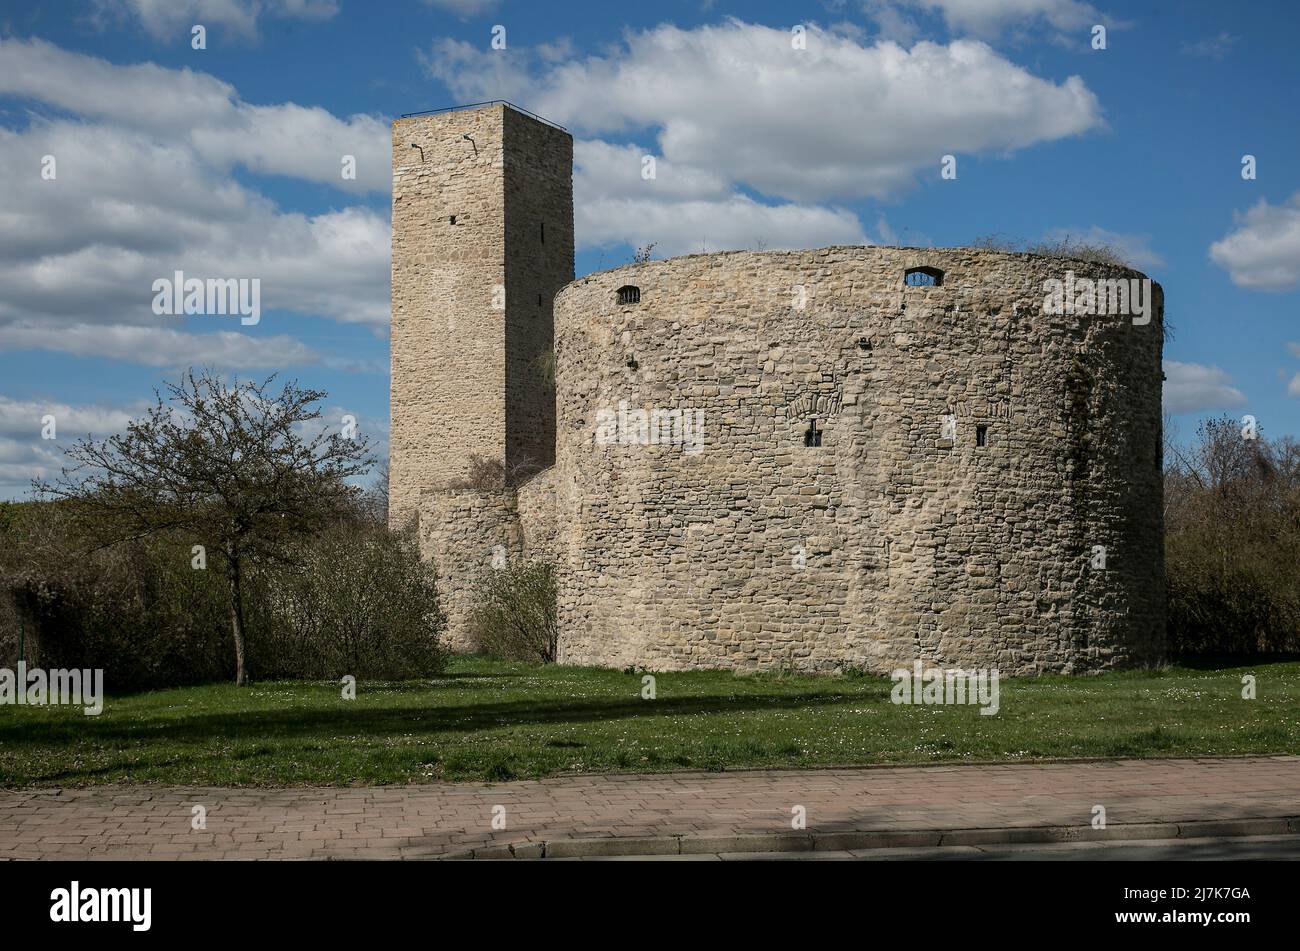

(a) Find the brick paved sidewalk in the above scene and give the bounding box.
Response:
[2,756,1297,860]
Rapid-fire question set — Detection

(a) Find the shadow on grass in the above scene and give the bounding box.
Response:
[0,690,871,747]
[1169,653,1300,670]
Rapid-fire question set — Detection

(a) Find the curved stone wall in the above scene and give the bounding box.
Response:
[551,246,1164,674]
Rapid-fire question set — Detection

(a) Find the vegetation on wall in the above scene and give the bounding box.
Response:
[970,233,1131,267]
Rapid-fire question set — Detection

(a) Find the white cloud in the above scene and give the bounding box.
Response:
[1163,360,1247,415]
[1209,193,1300,291]
[424,22,1103,204]
[0,39,391,369]
[579,196,867,259]
[0,395,153,498]
[92,0,339,41]
[575,140,730,203]
[303,404,390,459]
[863,0,1106,44]
[573,139,868,255]
[0,396,142,441]
[422,20,1100,255]
[421,0,500,15]
[421,21,1102,202]
[0,390,387,499]
[0,39,389,193]
[0,323,321,369]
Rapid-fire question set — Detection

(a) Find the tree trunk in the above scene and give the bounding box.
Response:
[227,547,248,686]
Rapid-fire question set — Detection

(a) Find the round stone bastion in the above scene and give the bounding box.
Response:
[551,246,1164,675]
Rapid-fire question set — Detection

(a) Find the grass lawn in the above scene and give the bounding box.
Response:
[1,657,1297,787]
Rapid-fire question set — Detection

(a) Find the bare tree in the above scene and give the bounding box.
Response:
[35,369,374,685]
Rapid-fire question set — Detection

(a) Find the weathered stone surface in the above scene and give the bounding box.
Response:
[393,104,1165,673]
[552,249,1164,674]
[389,103,572,528]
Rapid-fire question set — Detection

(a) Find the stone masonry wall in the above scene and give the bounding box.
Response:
[552,247,1164,674]
[419,488,520,652]
[418,469,558,651]
[503,108,574,477]
[390,104,572,529]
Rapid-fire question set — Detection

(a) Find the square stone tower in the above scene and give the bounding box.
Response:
[389,103,574,527]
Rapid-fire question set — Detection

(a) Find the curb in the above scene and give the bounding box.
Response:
[441,816,1300,859]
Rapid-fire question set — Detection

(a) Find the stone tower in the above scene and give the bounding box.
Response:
[389,102,574,527]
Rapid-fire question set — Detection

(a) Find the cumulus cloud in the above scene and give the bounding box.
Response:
[862,0,1107,45]
[91,0,339,41]
[0,38,390,369]
[0,323,321,369]
[0,394,152,498]
[422,20,1100,254]
[0,39,389,192]
[1209,193,1300,291]
[1163,360,1247,415]
[0,390,387,498]
[579,196,867,259]
[426,22,1102,204]
[570,139,868,255]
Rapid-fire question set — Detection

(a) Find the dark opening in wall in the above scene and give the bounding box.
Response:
[540,221,545,244]
[449,215,457,225]
[976,424,988,447]
[617,285,641,305]
[803,418,822,447]
[904,266,943,287]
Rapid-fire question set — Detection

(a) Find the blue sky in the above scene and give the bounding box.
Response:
[1,0,1298,497]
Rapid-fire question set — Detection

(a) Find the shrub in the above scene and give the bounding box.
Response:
[249,522,446,680]
[970,233,1131,267]
[0,501,447,688]
[0,502,231,691]
[467,561,558,663]
[446,453,544,491]
[1165,417,1300,655]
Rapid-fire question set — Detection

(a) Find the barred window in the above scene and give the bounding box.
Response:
[904,266,943,287]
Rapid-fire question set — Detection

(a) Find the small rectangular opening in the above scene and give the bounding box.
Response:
[540,221,545,244]
[976,424,988,447]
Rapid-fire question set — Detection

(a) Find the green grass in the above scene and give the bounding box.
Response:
[1,658,1297,786]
